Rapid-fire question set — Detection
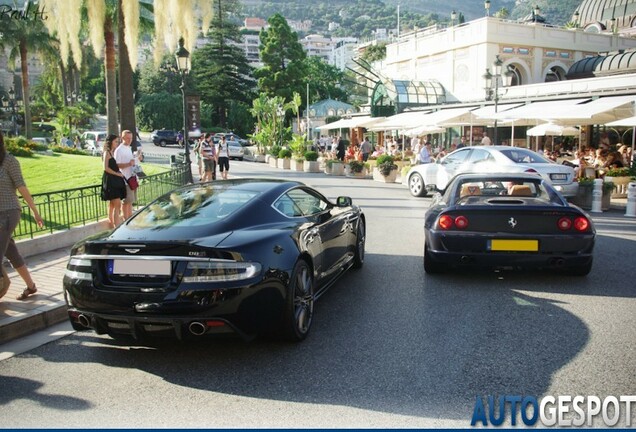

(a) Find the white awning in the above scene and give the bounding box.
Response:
[316,115,388,131]
[482,98,591,126]
[605,115,636,127]
[418,106,478,126]
[547,95,636,125]
[367,111,431,131]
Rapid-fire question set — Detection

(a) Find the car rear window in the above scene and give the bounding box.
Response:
[499,148,551,164]
[127,185,258,229]
[454,179,560,205]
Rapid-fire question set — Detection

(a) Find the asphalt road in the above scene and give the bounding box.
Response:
[1,161,635,428]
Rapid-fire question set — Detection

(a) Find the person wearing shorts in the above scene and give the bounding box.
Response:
[217,136,230,180]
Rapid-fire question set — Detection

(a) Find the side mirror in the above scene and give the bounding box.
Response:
[430,192,443,206]
[336,196,352,207]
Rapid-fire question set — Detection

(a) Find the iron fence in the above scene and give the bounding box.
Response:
[15,164,189,240]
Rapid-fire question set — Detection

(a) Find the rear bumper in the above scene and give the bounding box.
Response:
[425,249,593,270]
[552,182,579,198]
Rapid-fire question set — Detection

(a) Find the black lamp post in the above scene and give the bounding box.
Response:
[483,55,513,145]
[484,0,490,17]
[8,87,18,136]
[175,37,193,184]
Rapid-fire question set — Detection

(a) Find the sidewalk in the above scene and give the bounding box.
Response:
[0,248,70,345]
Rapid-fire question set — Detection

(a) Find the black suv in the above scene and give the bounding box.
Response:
[151,130,181,147]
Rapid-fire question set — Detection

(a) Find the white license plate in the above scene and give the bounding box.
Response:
[111,259,171,276]
[550,174,567,181]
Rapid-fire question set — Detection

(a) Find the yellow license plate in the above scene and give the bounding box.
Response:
[489,239,538,252]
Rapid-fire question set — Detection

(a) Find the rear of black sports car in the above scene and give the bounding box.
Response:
[64,238,291,340]
[424,205,595,275]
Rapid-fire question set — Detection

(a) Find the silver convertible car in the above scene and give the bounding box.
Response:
[404,146,579,198]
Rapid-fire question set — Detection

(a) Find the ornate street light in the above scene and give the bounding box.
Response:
[533,5,541,23]
[175,37,193,184]
[610,16,617,34]
[8,87,18,136]
[484,0,490,17]
[483,55,513,145]
[573,10,580,28]
[451,10,457,27]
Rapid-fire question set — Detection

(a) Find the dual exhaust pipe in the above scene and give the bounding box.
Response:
[76,314,223,336]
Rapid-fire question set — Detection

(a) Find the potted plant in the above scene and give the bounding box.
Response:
[267,145,281,167]
[373,154,398,182]
[325,158,344,176]
[571,178,614,211]
[604,167,631,198]
[289,134,307,171]
[303,150,320,172]
[277,148,292,169]
[346,160,367,178]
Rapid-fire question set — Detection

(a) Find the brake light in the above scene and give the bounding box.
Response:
[438,215,454,230]
[438,215,468,230]
[454,216,469,229]
[573,216,590,232]
[557,217,572,231]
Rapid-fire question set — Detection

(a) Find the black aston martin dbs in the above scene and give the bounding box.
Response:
[64,179,365,342]
[423,173,595,276]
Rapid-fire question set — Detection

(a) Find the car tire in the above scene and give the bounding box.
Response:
[409,173,427,197]
[160,140,166,147]
[352,218,365,269]
[280,259,314,342]
[424,242,445,274]
[238,157,244,161]
[564,260,592,276]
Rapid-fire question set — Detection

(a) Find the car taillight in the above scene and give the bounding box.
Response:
[454,216,469,229]
[557,217,572,231]
[438,215,454,230]
[557,216,590,232]
[573,216,590,232]
[438,215,468,230]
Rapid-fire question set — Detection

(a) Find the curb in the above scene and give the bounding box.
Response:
[0,304,68,345]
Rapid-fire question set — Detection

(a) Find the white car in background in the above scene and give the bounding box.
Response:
[226,140,245,161]
[404,146,579,198]
[81,131,108,154]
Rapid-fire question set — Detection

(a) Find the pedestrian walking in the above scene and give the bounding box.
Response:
[201,133,217,182]
[360,136,372,162]
[100,134,126,229]
[0,131,44,301]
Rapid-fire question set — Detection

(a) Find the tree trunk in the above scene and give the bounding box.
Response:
[118,0,136,137]
[19,40,32,139]
[59,61,69,107]
[104,17,118,136]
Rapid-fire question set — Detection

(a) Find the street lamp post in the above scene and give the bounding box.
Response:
[483,55,513,145]
[8,87,18,136]
[175,37,193,184]
[451,10,457,27]
[277,105,285,147]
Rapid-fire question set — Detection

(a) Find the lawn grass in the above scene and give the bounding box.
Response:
[18,152,169,195]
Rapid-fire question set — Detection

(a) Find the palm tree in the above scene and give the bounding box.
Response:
[0,19,56,139]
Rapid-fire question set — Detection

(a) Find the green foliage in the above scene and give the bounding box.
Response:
[278,148,292,159]
[304,150,319,161]
[375,154,395,165]
[348,160,365,173]
[135,92,183,131]
[255,14,308,101]
[361,43,387,63]
[288,133,307,158]
[50,145,89,155]
[138,54,186,96]
[5,137,34,157]
[269,144,282,157]
[303,57,349,103]
[605,167,630,177]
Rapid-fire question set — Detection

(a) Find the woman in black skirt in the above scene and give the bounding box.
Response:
[101,134,127,228]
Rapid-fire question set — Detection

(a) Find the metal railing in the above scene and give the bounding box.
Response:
[15,164,189,240]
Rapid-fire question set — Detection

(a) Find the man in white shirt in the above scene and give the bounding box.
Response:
[114,130,137,219]
[481,133,492,146]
